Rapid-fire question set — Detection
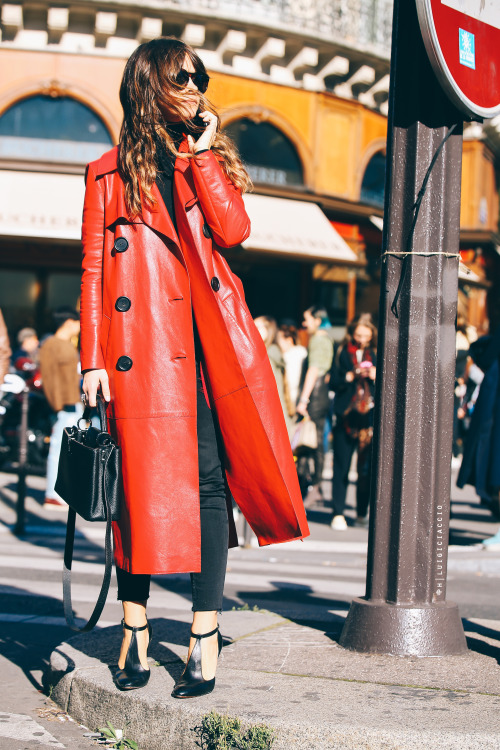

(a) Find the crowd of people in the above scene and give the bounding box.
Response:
[255,306,500,544]
[255,306,378,531]
[1,298,498,536]
[0,306,85,509]
[1,300,498,540]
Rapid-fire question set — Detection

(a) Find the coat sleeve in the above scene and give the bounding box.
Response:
[80,163,106,371]
[189,151,251,248]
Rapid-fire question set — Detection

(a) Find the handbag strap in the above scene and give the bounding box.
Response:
[62,450,113,632]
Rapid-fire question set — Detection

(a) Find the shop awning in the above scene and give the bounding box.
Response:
[242,194,358,263]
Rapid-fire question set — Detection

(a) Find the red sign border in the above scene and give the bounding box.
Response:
[416,0,500,119]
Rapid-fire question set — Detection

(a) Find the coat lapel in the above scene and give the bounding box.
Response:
[142,138,193,244]
[141,184,179,246]
[125,138,193,247]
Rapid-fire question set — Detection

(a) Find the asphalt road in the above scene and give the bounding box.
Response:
[0,460,498,749]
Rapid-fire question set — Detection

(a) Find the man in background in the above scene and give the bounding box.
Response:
[297,306,334,507]
[39,307,82,510]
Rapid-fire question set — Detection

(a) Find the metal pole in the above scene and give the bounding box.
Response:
[14,387,29,535]
[339,0,467,655]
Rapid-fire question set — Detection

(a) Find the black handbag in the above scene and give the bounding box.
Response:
[55,395,122,632]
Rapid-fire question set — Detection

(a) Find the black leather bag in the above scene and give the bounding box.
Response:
[55,396,122,632]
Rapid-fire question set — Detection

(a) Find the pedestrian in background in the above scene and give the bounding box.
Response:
[457,325,500,522]
[81,38,308,699]
[453,315,477,458]
[329,313,377,531]
[12,327,40,384]
[0,309,11,385]
[297,306,334,507]
[254,316,291,428]
[39,307,82,510]
[277,323,307,413]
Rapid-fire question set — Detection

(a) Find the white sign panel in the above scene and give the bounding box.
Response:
[441,0,500,30]
[0,170,85,241]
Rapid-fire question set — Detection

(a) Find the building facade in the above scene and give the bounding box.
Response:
[0,0,498,340]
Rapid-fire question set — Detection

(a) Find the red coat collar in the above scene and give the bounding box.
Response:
[94,146,119,177]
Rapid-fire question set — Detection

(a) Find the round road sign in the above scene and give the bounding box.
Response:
[416,0,500,119]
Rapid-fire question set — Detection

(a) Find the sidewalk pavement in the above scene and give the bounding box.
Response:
[48,606,500,749]
[3,467,499,748]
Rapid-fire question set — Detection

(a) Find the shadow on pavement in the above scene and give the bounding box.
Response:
[464,619,500,666]
[0,584,74,691]
[449,528,488,545]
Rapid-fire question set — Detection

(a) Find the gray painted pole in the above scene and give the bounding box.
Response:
[339,0,468,655]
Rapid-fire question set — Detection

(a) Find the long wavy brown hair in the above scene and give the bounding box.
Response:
[118,37,252,218]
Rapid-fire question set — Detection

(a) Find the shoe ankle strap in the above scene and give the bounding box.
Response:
[121,618,148,632]
[190,625,219,640]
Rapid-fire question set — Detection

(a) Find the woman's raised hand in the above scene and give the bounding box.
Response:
[83,369,110,407]
[187,111,217,154]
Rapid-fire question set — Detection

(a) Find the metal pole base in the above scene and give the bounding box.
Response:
[339,598,467,656]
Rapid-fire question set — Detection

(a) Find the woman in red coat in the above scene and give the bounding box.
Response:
[81,38,309,699]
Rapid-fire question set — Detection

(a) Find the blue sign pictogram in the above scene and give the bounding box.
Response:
[459,28,475,70]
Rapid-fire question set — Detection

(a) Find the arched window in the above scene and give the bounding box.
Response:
[224,117,303,187]
[0,95,113,164]
[360,151,386,208]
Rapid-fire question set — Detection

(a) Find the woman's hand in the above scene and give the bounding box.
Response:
[296,400,309,417]
[187,111,217,153]
[83,369,110,407]
[345,371,355,383]
[368,366,376,380]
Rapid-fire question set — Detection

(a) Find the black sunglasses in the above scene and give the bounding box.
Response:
[175,69,210,93]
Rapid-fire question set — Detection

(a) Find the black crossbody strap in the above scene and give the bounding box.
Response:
[63,450,113,632]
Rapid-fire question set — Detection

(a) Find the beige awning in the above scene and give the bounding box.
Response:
[242,194,358,263]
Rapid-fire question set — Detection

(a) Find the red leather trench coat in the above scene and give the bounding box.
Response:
[80,140,309,574]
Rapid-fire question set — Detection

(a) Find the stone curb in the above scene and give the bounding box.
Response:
[46,612,500,750]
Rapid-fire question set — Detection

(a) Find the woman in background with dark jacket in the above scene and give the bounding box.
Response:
[330,314,377,531]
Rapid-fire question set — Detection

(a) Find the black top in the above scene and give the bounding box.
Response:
[154,123,184,231]
[154,123,204,368]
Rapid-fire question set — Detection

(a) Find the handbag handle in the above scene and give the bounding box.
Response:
[62,450,114,632]
[78,393,108,432]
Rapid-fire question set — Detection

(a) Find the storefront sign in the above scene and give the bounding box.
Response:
[416,0,500,118]
[0,170,84,241]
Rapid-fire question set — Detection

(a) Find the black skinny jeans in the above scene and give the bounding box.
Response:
[116,373,229,611]
[308,376,330,486]
[331,424,372,519]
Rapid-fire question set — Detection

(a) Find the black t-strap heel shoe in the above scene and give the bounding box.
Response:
[114,619,152,691]
[171,625,222,699]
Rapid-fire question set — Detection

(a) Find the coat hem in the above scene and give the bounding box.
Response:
[257,533,309,546]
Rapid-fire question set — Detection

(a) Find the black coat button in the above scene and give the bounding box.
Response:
[116,356,133,372]
[202,223,212,239]
[211,277,220,292]
[115,296,131,312]
[114,237,129,253]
